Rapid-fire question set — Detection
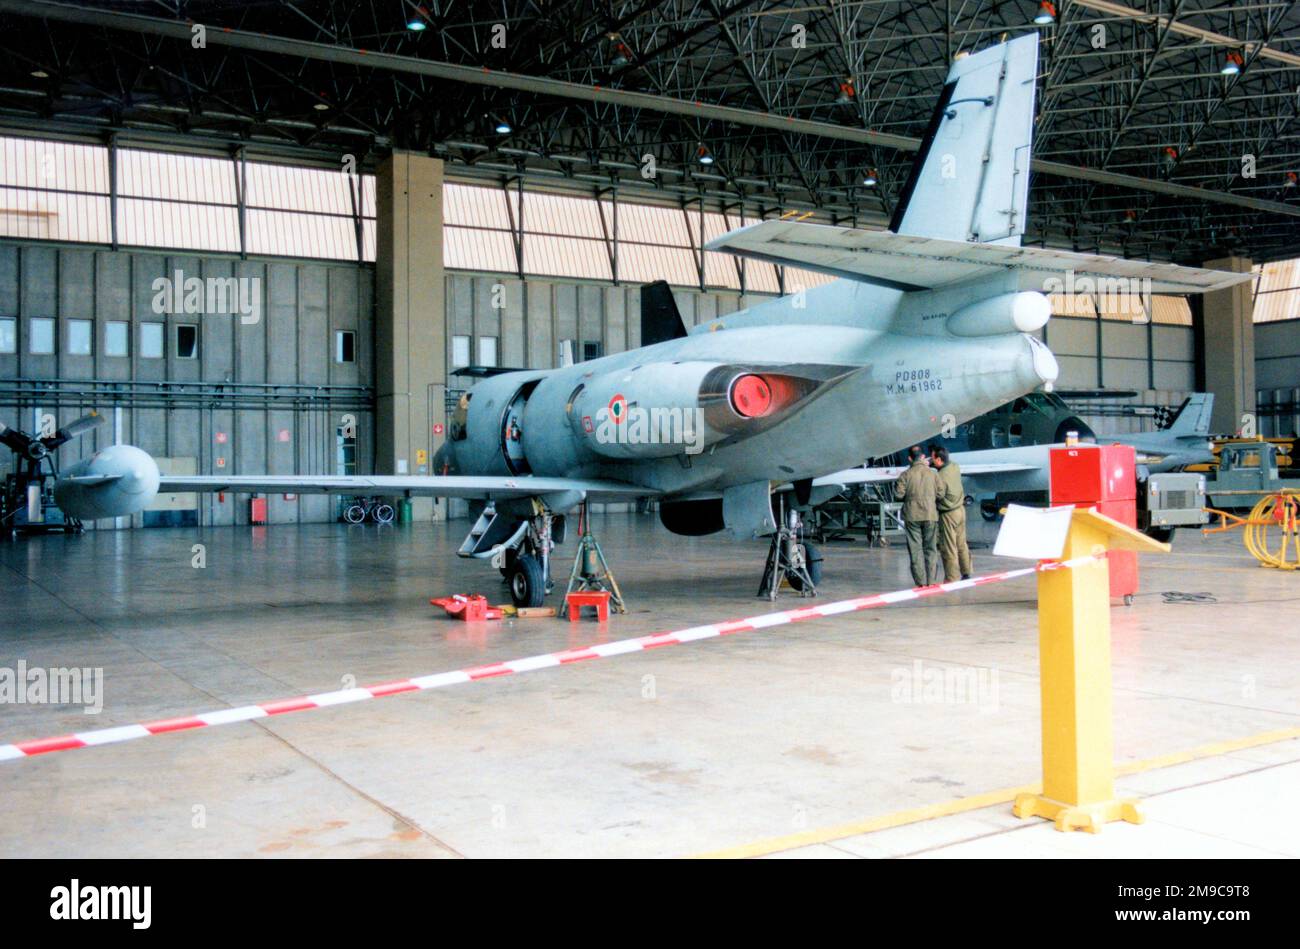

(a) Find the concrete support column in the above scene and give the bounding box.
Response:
[375,152,445,519]
[1201,256,1255,435]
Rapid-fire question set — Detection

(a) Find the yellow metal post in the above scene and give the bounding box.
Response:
[1013,508,1169,833]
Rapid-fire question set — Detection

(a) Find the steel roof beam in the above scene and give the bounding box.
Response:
[7,0,1298,220]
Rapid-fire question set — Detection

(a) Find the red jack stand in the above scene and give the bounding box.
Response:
[431,594,503,621]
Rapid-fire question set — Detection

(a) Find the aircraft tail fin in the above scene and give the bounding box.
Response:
[640,280,689,345]
[1160,394,1215,436]
[891,33,1039,245]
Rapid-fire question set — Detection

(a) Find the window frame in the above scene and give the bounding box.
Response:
[104,320,129,358]
[29,317,55,355]
[175,323,199,360]
[335,329,356,364]
[451,334,471,369]
[67,318,93,356]
[139,322,165,359]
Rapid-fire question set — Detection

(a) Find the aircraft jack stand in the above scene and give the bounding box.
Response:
[565,502,626,614]
[758,505,817,601]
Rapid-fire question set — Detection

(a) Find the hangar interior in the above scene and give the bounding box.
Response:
[1,0,1299,860]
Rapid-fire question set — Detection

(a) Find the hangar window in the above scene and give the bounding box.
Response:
[0,318,15,354]
[336,426,357,476]
[1253,259,1300,324]
[335,330,356,364]
[583,341,603,361]
[29,318,55,354]
[451,335,471,368]
[104,321,129,357]
[68,319,92,356]
[175,324,199,360]
[478,336,498,367]
[140,322,164,359]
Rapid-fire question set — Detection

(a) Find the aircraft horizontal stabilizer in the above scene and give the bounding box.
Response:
[704,220,1253,296]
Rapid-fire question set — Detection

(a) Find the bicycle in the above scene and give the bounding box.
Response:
[343,497,395,525]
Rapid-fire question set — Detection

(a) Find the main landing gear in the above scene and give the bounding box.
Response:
[758,496,822,600]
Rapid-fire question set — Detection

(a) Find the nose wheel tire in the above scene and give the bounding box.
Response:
[508,553,546,608]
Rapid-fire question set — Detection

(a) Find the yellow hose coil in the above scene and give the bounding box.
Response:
[1243,491,1300,570]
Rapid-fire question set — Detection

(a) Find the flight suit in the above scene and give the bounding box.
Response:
[895,459,943,587]
[936,461,973,582]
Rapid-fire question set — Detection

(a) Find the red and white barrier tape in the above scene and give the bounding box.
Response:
[0,555,1102,763]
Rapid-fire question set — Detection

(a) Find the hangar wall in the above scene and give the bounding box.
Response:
[1257,320,1300,390]
[1256,319,1300,437]
[442,271,762,371]
[0,242,374,528]
[1041,315,1196,435]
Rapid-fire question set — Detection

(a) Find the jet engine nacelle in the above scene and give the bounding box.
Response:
[946,291,1050,337]
[569,361,820,461]
[53,444,161,520]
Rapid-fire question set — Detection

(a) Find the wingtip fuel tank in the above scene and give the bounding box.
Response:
[53,444,161,520]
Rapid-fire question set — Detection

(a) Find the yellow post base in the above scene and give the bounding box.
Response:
[1013,792,1144,833]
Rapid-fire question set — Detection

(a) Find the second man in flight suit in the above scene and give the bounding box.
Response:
[895,445,944,587]
[930,445,973,582]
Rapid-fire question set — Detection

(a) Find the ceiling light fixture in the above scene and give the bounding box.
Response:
[1034,1,1056,25]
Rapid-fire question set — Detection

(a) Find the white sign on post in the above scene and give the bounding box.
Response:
[993,504,1076,560]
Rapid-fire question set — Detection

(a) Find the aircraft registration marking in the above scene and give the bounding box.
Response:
[885,367,943,395]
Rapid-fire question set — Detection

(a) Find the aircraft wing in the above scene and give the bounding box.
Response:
[158,474,658,504]
[808,461,1040,490]
[705,221,1253,295]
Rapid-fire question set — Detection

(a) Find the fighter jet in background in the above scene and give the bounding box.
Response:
[952,392,1215,515]
[816,393,1217,522]
[42,34,1249,606]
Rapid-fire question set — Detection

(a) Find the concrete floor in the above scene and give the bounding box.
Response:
[0,512,1297,858]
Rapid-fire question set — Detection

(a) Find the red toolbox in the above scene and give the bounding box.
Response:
[1049,445,1138,601]
[250,497,268,525]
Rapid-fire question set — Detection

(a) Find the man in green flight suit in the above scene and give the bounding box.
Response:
[894,445,944,587]
[930,444,973,582]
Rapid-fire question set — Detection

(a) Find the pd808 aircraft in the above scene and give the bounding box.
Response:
[26,34,1250,606]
